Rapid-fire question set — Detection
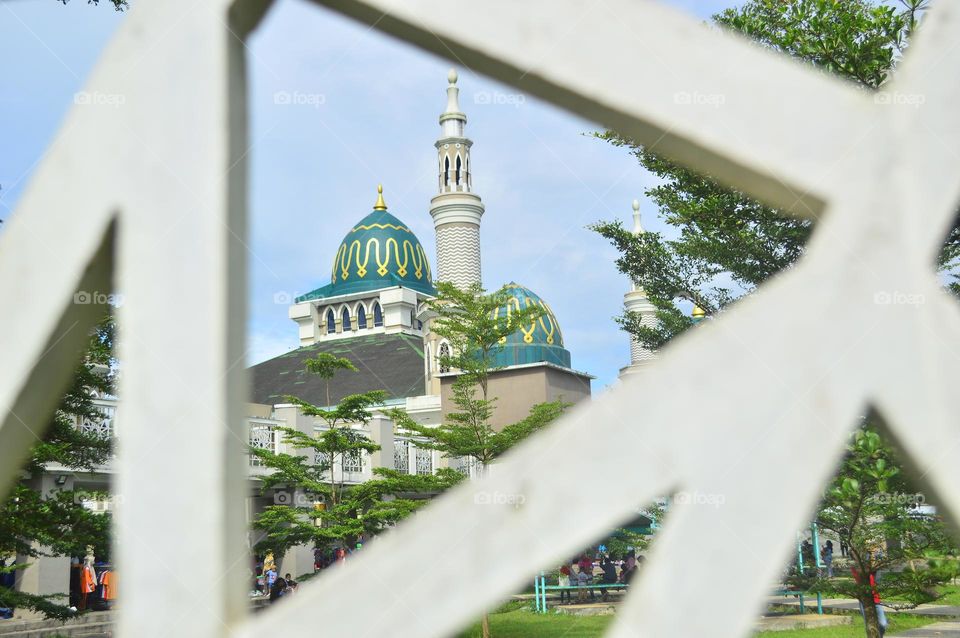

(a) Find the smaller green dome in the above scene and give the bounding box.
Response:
[490,283,571,369]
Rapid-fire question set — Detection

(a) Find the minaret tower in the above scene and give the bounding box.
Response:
[429,68,485,289]
[620,199,657,378]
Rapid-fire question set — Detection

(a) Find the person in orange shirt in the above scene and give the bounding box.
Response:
[100,571,116,601]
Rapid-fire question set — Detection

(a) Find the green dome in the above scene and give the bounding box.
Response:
[297,205,435,302]
[490,283,571,369]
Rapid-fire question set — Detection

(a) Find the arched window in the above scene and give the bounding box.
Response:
[373,302,383,327]
[443,156,450,186]
[326,309,335,334]
[439,342,451,373]
[455,155,462,185]
[342,307,351,331]
[357,304,367,329]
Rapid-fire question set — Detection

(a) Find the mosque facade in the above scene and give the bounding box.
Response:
[246,70,595,496]
[16,70,656,605]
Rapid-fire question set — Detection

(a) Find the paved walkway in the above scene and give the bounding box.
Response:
[756,613,850,632]
[768,595,960,618]
[891,621,960,637]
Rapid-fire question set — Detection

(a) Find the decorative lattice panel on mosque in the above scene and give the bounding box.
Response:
[76,405,116,440]
[342,451,363,474]
[415,446,434,476]
[248,423,275,467]
[394,439,410,473]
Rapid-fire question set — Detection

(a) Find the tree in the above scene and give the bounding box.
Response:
[392,282,568,473]
[802,426,958,638]
[390,282,570,637]
[592,0,957,352]
[0,317,116,618]
[251,354,459,566]
[58,0,128,11]
[591,2,958,636]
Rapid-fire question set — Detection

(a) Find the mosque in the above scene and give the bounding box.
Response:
[15,69,658,605]
[245,67,660,496]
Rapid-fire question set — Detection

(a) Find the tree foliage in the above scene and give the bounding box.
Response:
[592,2,958,635]
[251,354,460,561]
[591,0,958,351]
[0,316,116,618]
[58,0,128,11]
[804,427,959,612]
[391,282,569,470]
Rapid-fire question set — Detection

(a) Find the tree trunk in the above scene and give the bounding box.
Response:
[481,613,491,638]
[860,596,883,638]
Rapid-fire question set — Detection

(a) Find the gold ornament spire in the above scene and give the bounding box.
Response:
[692,304,706,321]
[373,184,387,210]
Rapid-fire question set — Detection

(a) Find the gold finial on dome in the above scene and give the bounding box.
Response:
[373,184,387,210]
[692,304,706,321]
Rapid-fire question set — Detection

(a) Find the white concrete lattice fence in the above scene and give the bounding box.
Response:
[1,1,959,637]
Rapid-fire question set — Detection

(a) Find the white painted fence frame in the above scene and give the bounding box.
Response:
[1,0,958,636]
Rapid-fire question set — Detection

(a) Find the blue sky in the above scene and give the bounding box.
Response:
[1,0,732,391]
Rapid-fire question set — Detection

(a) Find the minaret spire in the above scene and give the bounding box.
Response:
[430,68,485,289]
[619,198,657,378]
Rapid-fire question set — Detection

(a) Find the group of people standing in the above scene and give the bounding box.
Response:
[799,539,836,577]
[555,551,642,604]
[252,553,298,604]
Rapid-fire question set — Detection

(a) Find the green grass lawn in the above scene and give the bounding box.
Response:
[754,613,935,637]
[935,585,960,606]
[456,604,938,638]
[458,606,613,637]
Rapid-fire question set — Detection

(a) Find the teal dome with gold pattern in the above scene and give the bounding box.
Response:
[297,186,435,302]
[490,283,571,369]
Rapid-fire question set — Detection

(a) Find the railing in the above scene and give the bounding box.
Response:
[1,1,959,637]
[75,400,117,440]
[248,420,279,468]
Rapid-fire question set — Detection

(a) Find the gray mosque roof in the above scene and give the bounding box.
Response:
[249,333,425,407]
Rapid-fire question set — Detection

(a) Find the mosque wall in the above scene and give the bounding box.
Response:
[439,364,591,431]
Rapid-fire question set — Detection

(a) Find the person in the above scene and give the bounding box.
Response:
[270,574,287,603]
[265,565,278,594]
[578,554,593,576]
[852,566,887,637]
[576,563,594,603]
[253,566,264,595]
[599,556,618,602]
[558,565,572,605]
[823,541,834,578]
[800,540,815,570]
[620,561,637,585]
[284,573,298,592]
